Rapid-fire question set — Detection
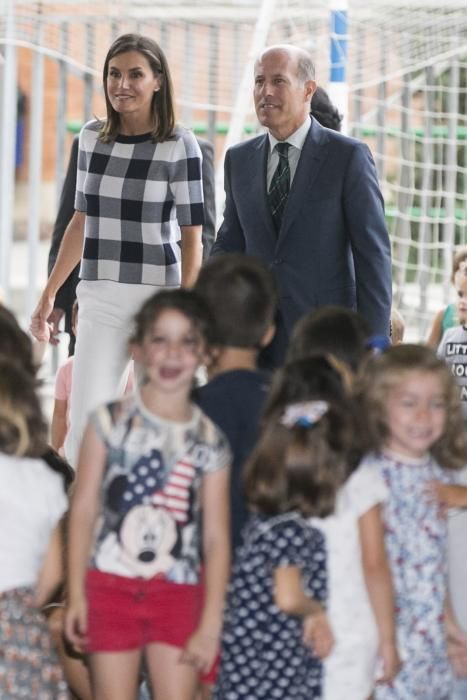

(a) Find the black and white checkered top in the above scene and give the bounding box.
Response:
[75,120,204,286]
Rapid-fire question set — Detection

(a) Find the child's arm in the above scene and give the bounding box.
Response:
[34,520,65,607]
[359,504,401,683]
[180,466,230,673]
[428,481,467,509]
[65,422,106,652]
[274,566,334,659]
[426,308,445,349]
[274,566,324,617]
[51,399,68,452]
[445,598,467,678]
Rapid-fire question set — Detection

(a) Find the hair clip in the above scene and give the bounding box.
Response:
[281,401,329,428]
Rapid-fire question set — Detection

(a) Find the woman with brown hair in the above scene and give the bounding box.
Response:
[31,34,204,466]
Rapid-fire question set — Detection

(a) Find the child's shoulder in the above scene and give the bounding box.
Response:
[90,393,137,434]
[196,369,269,411]
[0,453,68,505]
[249,512,323,547]
[201,368,268,393]
[193,404,232,453]
[439,323,467,350]
[338,460,389,516]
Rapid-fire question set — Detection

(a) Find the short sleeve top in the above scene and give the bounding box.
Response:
[75,120,204,286]
[0,455,68,594]
[215,512,326,700]
[88,393,231,583]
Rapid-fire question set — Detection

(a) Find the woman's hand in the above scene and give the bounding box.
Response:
[179,626,220,674]
[30,292,55,342]
[302,611,334,659]
[64,596,88,653]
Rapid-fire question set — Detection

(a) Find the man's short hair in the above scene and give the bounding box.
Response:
[296,51,315,82]
[195,254,277,349]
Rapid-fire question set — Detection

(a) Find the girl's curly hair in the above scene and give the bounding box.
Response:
[354,344,467,470]
[0,359,48,457]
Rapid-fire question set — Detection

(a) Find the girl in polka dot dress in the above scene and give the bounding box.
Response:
[356,344,467,700]
[65,289,232,700]
[214,356,359,700]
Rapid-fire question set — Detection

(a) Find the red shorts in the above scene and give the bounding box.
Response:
[85,569,218,682]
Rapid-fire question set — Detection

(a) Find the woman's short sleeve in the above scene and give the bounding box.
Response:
[170,130,204,227]
[74,120,100,213]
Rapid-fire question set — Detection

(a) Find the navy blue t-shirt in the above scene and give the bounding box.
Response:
[194,369,270,552]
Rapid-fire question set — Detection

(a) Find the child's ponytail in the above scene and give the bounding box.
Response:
[245,357,359,518]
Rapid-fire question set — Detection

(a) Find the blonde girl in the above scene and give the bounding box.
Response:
[356,344,467,699]
[0,359,68,698]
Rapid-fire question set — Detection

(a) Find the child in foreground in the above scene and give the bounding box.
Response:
[194,253,276,552]
[0,359,69,698]
[65,289,231,700]
[286,309,400,697]
[356,344,467,699]
[213,355,357,700]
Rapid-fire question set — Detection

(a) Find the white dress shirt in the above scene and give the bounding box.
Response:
[266,116,311,191]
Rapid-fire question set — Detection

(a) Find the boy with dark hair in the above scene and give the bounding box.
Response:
[194,253,277,552]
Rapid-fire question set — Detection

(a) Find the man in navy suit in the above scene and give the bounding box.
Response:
[212,44,392,367]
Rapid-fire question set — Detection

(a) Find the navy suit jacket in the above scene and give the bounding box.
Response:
[212,118,392,363]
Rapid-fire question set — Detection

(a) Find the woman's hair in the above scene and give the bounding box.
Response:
[0,305,37,377]
[287,305,370,373]
[245,356,358,518]
[0,358,48,457]
[99,33,175,143]
[310,86,343,132]
[355,344,467,470]
[130,288,217,348]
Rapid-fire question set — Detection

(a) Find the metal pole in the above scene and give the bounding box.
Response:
[183,22,193,127]
[328,0,348,134]
[416,65,434,319]
[444,58,460,294]
[0,0,18,304]
[84,23,95,121]
[351,24,364,139]
[208,24,219,146]
[215,0,277,225]
[375,29,387,180]
[26,23,45,318]
[56,21,69,202]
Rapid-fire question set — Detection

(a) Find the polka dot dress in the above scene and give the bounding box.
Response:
[213,512,327,700]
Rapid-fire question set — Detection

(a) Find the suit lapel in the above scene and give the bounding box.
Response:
[276,120,329,249]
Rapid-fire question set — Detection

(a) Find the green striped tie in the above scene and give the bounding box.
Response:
[268,142,290,232]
